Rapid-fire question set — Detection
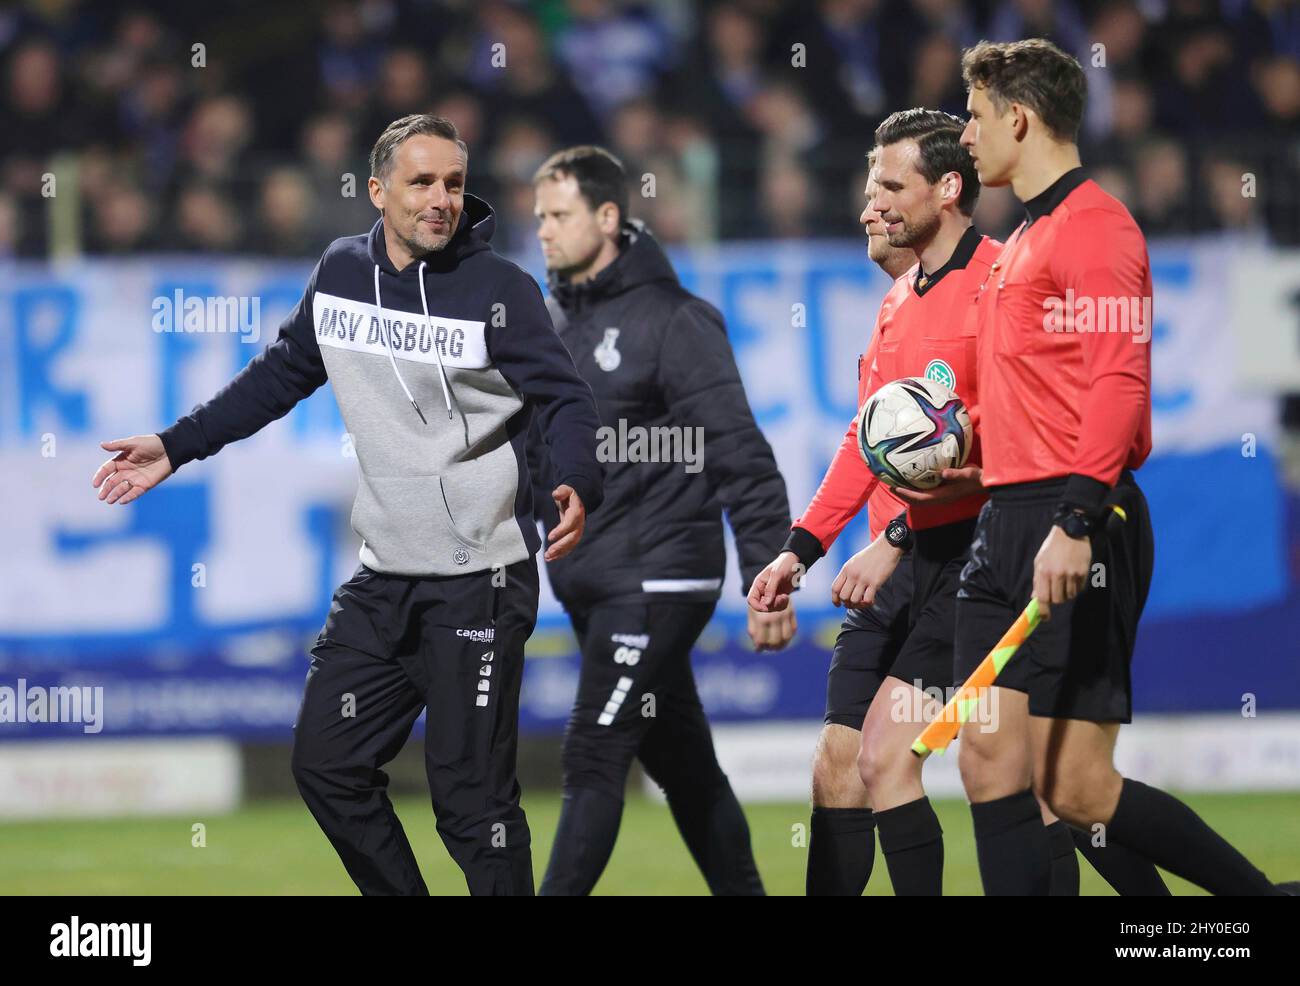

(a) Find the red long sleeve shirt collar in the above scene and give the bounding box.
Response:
[974,174,1153,512]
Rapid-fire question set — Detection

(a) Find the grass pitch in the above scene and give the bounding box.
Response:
[2,792,1297,895]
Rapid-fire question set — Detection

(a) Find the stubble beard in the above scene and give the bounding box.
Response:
[401,209,456,257]
[887,207,941,249]
[549,237,603,281]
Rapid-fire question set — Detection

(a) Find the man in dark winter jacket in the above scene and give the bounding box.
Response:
[90,115,604,896]
[530,145,796,895]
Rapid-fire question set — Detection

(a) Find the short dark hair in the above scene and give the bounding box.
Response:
[370,114,467,182]
[533,145,629,222]
[873,108,980,217]
[961,38,1087,142]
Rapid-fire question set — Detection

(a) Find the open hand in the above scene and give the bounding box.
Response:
[92,435,174,505]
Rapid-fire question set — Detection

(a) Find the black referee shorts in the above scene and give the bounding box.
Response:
[953,472,1154,723]
[823,516,974,728]
[824,556,912,729]
[899,516,976,693]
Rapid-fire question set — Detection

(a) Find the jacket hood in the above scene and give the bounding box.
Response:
[367,192,496,275]
[549,219,678,313]
[363,193,497,426]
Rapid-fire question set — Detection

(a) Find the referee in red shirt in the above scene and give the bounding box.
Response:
[754,110,998,895]
[955,39,1292,895]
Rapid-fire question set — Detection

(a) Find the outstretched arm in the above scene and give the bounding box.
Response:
[91,260,328,505]
[157,261,328,472]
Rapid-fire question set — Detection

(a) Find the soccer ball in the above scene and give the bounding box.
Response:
[857,376,973,491]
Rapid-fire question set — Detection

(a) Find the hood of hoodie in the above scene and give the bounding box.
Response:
[367,192,496,276]
[548,219,678,315]
[363,193,498,424]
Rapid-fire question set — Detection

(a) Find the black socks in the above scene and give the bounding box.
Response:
[1106,778,1277,896]
[876,797,944,895]
[1045,819,1080,895]
[1071,823,1171,895]
[970,788,1051,895]
[807,806,876,895]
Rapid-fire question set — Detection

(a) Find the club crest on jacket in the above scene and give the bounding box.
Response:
[594,328,622,371]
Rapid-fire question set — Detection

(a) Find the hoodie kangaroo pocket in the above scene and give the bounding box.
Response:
[352,473,486,567]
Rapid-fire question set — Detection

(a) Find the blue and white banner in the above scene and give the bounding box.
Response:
[0,241,1293,739]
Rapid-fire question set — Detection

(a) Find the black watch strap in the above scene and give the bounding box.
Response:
[885,516,913,552]
[1052,503,1095,539]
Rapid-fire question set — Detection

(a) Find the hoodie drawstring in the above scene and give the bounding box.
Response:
[417,261,454,421]
[372,263,454,424]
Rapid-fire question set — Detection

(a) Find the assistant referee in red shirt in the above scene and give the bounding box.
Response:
[954,39,1293,896]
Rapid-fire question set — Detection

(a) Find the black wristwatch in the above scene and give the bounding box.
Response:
[1053,504,1096,540]
[885,516,913,552]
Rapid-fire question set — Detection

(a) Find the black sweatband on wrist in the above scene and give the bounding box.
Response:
[1059,473,1109,519]
[781,527,825,571]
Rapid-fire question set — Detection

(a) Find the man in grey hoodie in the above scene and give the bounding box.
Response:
[90,115,604,896]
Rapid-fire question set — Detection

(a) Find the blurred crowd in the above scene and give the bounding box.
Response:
[2,0,1300,259]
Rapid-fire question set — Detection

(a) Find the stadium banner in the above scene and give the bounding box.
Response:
[1230,245,1300,392]
[0,240,1294,740]
[0,737,242,819]
[660,713,1300,803]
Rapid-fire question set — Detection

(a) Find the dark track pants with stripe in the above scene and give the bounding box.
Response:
[539,597,764,895]
[291,558,539,895]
